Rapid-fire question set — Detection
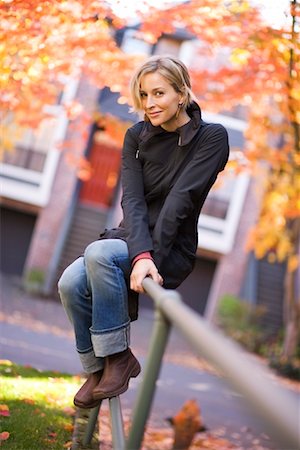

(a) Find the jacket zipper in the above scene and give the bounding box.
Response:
[135,149,139,159]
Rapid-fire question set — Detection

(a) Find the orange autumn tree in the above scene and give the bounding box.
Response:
[0,0,140,151]
[140,0,300,359]
[2,0,299,358]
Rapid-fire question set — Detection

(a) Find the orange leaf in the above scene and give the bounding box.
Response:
[288,255,299,273]
[0,405,9,412]
[0,404,10,417]
[170,399,204,449]
[23,398,35,405]
[48,432,57,438]
[62,406,76,416]
[0,432,10,441]
[63,423,74,432]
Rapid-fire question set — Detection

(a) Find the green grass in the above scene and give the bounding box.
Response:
[0,360,82,449]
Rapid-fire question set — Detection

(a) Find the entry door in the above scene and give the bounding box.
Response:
[79,138,121,209]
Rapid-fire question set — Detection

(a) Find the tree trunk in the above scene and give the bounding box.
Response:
[282,3,300,360]
[282,218,300,359]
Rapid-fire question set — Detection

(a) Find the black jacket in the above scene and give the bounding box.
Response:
[100,102,229,317]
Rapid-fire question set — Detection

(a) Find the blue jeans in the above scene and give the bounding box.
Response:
[58,239,132,373]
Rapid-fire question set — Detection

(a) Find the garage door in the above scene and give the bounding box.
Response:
[0,206,36,275]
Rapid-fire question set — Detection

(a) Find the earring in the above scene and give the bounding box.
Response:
[176,103,183,119]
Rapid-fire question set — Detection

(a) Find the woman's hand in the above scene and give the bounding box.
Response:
[130,259,163,293]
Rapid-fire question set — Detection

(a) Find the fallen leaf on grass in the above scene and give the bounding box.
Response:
[63,441,73,448]
[46,393,61,403]
[73,375,82,382]
[62,406,76,416]
[0,432,10,442]
[0,360,13,366]
[33,407,45,417]
[32,408,45,417]
[47,376,64,383]
[44,432,58,445]
[23,398,35,405]
[44,438,57,444]
[63,423,74,432]
[0,405,10,417]
[47,432,57,438]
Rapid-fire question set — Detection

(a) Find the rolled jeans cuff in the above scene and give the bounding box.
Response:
[78,350,104,374]
[91,325,130,358]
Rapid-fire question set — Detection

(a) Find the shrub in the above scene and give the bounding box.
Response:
[216,295,267,353]
[216,295,300,380]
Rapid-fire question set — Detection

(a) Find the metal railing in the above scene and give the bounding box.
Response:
[83,278,299,450]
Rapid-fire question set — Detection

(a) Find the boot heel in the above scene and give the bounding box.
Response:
[131,361,141,378]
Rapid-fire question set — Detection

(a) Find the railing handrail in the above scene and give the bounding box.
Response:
[134,278,299,449]
[84,279,299,450]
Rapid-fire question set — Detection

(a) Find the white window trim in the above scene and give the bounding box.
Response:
[0,150,60,207]
[198,172,250,254]
[121,28,152,55]
[202,112,247,133]
[0,77,79,207]
[196,111,248,254]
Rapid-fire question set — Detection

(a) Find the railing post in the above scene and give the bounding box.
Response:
[109,396,125,450]
[141,279,299,450]
[126,307,172,450]
[82,403,101,446]
[82,278,299,450]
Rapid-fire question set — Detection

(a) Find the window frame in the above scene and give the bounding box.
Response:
[0,78,79,207]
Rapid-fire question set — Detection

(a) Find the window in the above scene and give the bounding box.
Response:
[0,78,78,207]
[121,29,152,55]
[198,112,249,254]
[198,172,250,254]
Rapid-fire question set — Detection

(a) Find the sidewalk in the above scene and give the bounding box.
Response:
[1,273,299,449]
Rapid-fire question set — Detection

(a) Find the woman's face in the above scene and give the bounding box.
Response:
[139,71,183,131]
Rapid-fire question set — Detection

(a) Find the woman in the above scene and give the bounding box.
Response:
[58,55,229,408]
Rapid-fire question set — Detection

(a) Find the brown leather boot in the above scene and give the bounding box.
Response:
[74,369,103,408]
[93,348,141,400]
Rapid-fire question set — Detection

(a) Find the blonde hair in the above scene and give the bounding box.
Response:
[130,55,196,112]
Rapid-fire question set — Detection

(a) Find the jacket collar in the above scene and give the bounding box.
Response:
[139,101,202,147]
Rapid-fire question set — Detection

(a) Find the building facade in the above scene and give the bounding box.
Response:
[0,24,285,334]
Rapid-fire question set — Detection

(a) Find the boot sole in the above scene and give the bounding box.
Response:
[73,370,104,409]
[93,361,141,400]
[74,397,102,409]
